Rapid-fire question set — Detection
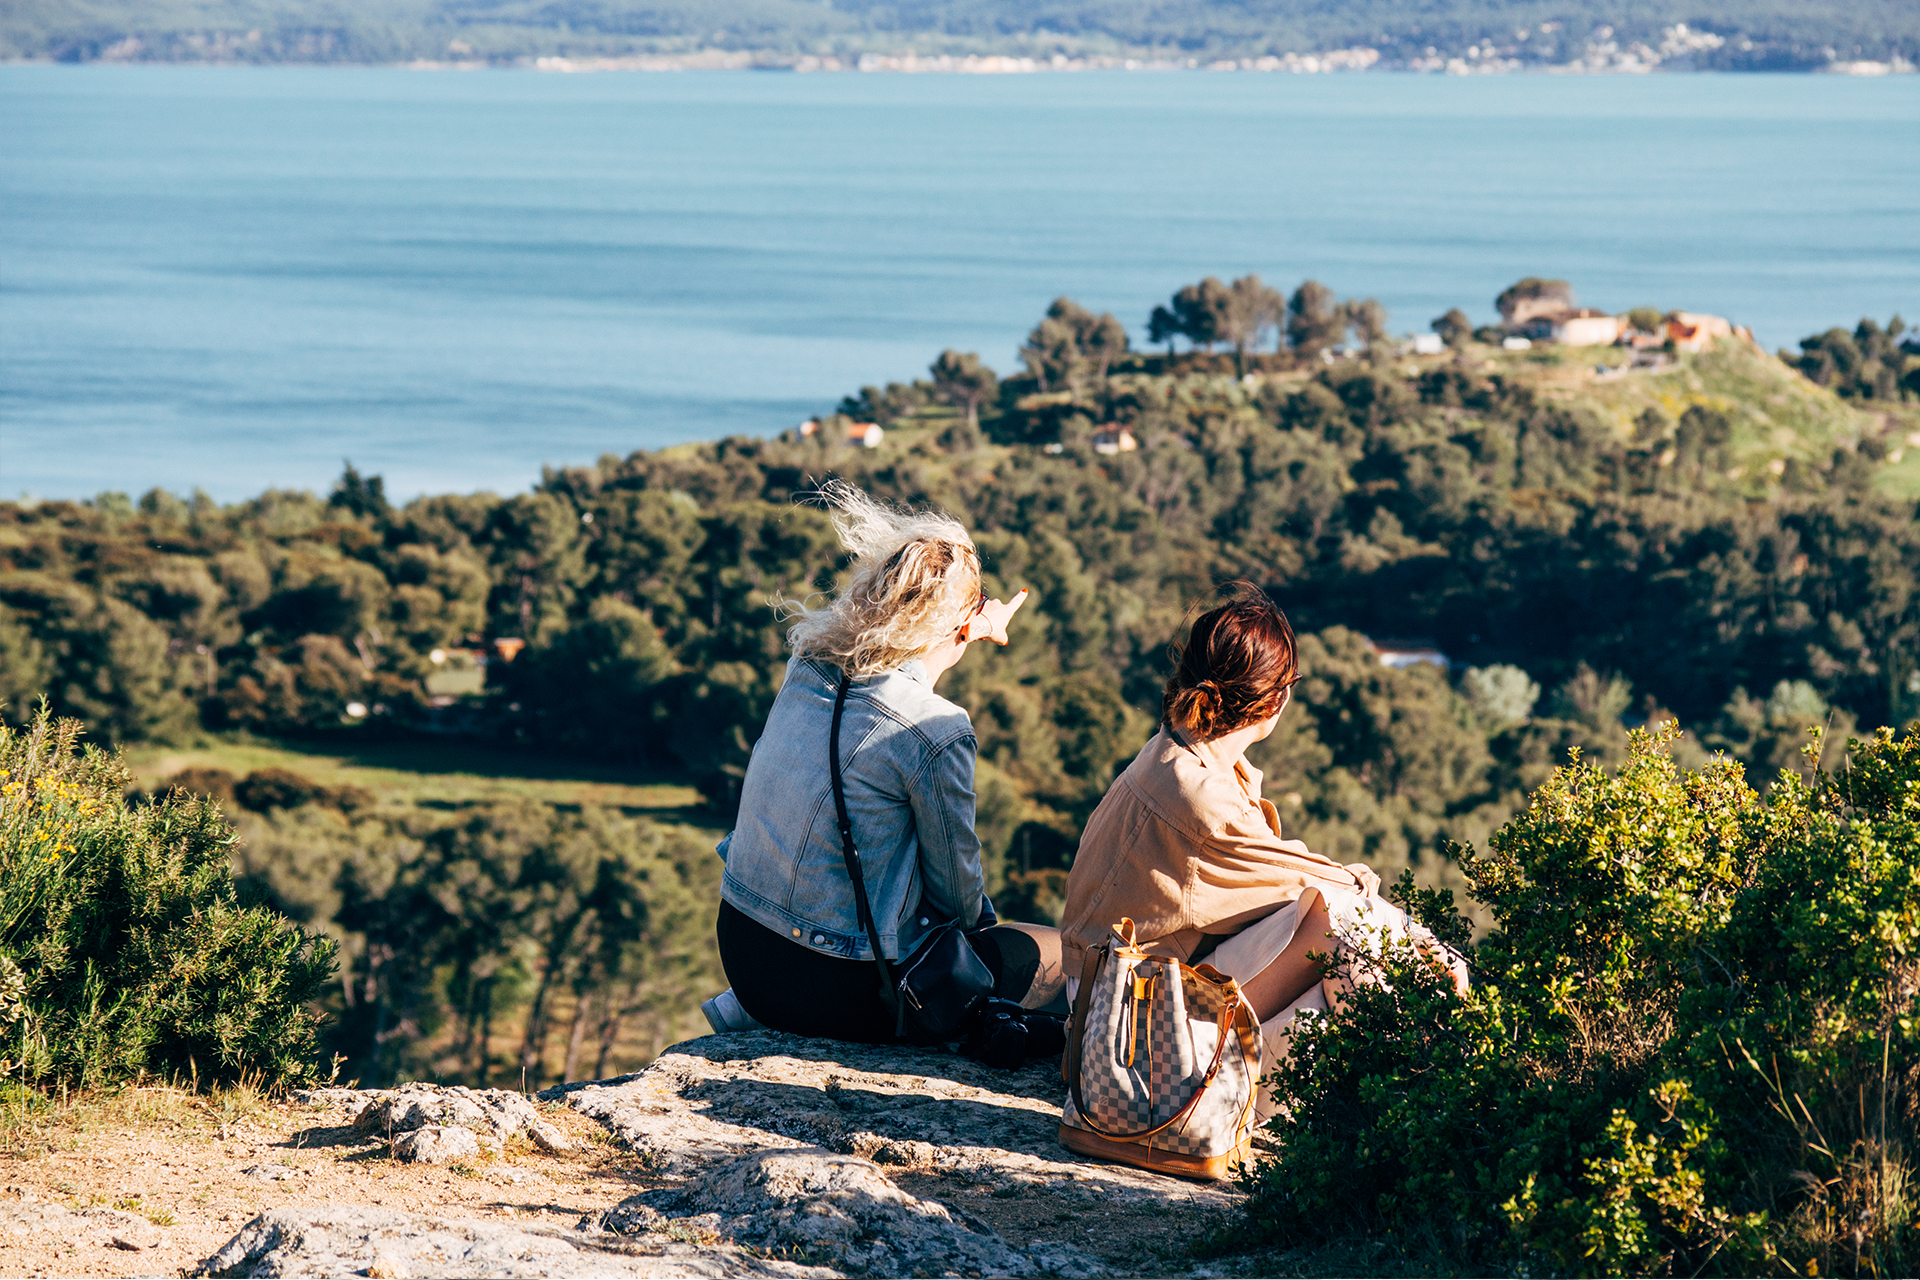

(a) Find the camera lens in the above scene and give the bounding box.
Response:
[976,1015,1029,1069]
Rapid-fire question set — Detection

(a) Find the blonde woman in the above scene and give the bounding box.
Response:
[707,483,1065,1043]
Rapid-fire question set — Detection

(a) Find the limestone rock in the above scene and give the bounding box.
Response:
[351,1082,570,1150]
[545,1032,1237,1276]
[290,1086,370,1109]
[546,1031,1238,1211]
[580,1147,1040,1277]
[392,1124,482,1165]
[193,1205,836,1278]
[1028,1240,1114,1277]
[199,1031,1243,1277]
[529,1119,574,1152]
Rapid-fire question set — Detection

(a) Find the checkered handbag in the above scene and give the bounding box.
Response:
[1057,918,1263,1181]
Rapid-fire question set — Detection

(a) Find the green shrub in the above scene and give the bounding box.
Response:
[1244,725,1919,1277]
[0,709,335,1086]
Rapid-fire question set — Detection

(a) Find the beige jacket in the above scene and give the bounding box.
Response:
[1060,727,1367,975]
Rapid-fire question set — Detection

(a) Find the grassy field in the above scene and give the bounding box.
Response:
[123,734,720,837]
[1383,337,1920,501]
[1487,338,1870,453]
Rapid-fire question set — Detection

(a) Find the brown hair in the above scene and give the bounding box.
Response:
[1161,584,1299,740]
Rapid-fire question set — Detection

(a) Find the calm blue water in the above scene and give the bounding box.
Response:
[3,66,1917,501]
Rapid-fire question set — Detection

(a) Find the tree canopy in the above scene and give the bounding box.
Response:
[4,290,1914,933]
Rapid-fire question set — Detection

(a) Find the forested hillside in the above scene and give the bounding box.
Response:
[3,289,1916,1085]
[6,0,1916,68]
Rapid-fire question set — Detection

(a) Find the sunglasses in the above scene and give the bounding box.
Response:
[956,591,988,639]
[956,594,998,644]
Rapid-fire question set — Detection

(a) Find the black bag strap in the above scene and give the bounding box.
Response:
[831,670,901,1018]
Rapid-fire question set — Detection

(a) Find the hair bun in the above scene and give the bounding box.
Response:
[1168,681,1226,738]
[1160,588,1298,741]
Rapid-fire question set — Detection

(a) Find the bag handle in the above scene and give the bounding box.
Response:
[831,670,902,1027]
[1063,941,1108,1084]
[1067,956,1247,1143]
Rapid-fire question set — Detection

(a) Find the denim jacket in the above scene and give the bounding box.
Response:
[718,654,984,962]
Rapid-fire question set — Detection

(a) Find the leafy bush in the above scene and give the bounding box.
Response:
[0,710,335,1086]
[1244,725,1919,1277]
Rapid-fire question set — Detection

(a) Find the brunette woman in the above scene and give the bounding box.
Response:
[1059,585,1466,1077]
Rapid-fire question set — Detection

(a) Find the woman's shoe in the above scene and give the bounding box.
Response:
[700,988,768,1033]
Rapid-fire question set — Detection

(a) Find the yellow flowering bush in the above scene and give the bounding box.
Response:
[0,709,334,1085]
[1244,724,1919,1277]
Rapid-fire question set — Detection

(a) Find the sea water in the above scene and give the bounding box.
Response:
[2,66,1916,500]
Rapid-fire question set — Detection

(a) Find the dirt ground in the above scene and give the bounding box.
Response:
[0,1087,660,1279]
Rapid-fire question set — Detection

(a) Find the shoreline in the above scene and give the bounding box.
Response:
[3,52,1915,77]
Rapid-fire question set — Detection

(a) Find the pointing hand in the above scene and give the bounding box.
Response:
[963,589,1030,646]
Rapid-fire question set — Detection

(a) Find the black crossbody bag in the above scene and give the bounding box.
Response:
[830,671,994,1042]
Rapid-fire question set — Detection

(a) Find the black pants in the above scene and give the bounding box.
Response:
[717,900,1064,1043]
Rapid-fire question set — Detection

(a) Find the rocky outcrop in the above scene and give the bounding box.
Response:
[391,1123,484,1164]
[196,1204,832,1278]
[343,1081,575,1155]
[582,1147,1049,1277]
[200,1032,1248,1278]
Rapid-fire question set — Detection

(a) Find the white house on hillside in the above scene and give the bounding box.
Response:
[1366,637,1451,671]
[1523,308,1625,346]
[798,419,885,447]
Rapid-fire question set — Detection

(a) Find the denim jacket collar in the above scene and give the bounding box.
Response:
[803,655,931,688]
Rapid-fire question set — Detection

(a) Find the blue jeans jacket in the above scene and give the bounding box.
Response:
[719,654,985,962]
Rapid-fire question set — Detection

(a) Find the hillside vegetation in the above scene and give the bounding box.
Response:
[117,735,726,1088]
[1,283,1916,1089]
[1249,723,1920,1276]
[5,0,1916,67]
[0,711,333,1085]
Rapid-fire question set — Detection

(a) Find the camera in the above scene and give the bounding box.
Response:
[959,997,1068,1069]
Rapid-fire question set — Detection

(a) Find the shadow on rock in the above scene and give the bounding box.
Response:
[679,1074,1060,1161]
[579,1146,1107,1279]
[193,1204,832,1279]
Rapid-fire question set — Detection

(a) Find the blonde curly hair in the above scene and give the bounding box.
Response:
[784,482,982,676]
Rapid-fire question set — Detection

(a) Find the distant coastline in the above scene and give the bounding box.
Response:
[13,50,1918,76]
[6,5,1917,77]
[520,49,1915,76]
